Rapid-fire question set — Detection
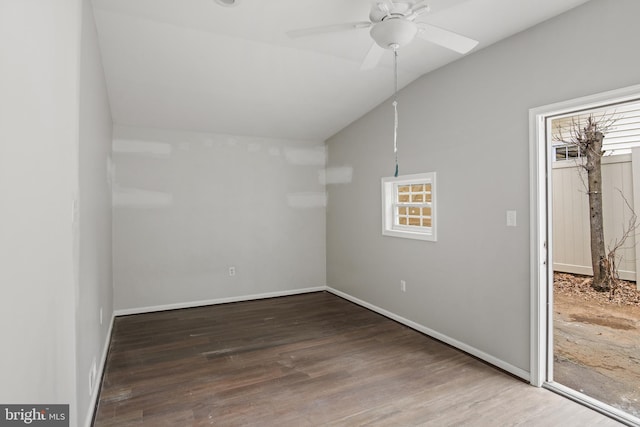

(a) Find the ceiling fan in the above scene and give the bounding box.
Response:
[287,0,479,70]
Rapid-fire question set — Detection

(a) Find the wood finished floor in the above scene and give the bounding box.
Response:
[93,292,621,426]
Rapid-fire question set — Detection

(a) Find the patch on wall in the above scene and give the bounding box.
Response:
[248,143,262,153]
[268,147,281,157]
[287,192,327,208]
[320,167,353,185]
[113,185,173,207]
[284,147,326,166]
[112,139,172,158]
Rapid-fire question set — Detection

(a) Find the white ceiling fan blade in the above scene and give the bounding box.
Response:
[409,1,431,17]
[360,42,385,70]
[286,21,371,38]
[376,0,394,14]
[417,23,478,54]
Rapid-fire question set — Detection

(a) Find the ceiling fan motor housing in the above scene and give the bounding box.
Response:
[370,17,418,49]
[370,1,414,23]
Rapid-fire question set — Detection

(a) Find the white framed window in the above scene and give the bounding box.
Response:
[552,143,582,161]
[381,172,436,242]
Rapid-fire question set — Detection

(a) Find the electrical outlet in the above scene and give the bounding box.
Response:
[228,266,236,276]
[400,280,406,292]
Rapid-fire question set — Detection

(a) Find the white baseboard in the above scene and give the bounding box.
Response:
[113,286,327,316]
[327,286,531,382]
[84,313,115,427]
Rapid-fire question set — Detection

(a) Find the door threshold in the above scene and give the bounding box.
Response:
[544,381,640,426]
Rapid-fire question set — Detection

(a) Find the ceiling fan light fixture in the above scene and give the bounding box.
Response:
[370,18,417,49]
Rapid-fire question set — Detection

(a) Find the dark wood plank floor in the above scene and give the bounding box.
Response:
[93,292,620,426]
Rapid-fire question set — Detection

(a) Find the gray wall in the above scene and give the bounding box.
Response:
[0,0,80,416]
[0,1,113,426]
[77,0,114,425]
[326,0,640,375]
[112,126,326,311]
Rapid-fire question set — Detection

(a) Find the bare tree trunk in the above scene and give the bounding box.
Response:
[584,130,607,291]
[556,114,623,292]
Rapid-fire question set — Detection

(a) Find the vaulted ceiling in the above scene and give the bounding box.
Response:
[92,0,591,141]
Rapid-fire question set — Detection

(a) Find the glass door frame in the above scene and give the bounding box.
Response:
[529,83,640,426]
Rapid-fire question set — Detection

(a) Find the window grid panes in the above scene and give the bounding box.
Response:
[395,184,432,228]
[553,144,581,161]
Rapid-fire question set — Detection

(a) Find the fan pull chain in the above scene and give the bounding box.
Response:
[393,47,399,177]
[393,100,398,177]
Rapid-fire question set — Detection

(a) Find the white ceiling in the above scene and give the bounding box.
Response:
[92,0,591,142]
